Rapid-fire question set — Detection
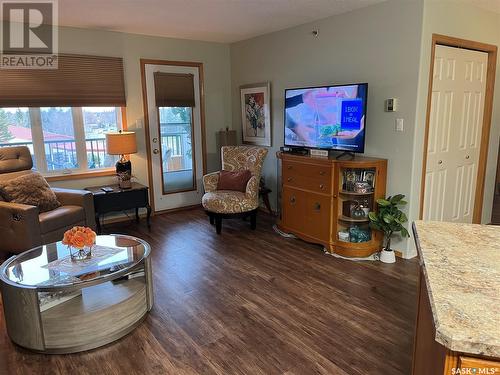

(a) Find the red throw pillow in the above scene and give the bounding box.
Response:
[217,170,252,192]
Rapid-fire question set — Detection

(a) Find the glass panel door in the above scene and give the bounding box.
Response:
[158,107,195,194]
[144,62,204,212]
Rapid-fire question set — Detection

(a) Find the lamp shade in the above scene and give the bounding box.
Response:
[105,131,137,155]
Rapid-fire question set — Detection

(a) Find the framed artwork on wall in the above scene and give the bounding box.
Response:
[240,82,271,146]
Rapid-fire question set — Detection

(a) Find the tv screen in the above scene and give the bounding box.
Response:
[284,83,368,153]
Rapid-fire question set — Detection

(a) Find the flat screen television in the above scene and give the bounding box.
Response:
[284,83,368,153]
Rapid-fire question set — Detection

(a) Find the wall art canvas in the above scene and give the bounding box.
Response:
[240,82,271,146]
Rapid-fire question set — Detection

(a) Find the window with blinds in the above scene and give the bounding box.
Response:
[0,54,126,176]
[153,72,195,107]
[0,54,126,107]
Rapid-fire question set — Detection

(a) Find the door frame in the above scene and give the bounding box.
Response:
[419,34,498,223]
[140,58,207,212]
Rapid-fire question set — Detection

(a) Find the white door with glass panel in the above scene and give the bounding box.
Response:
[144,63,204,211]
[423,45,488,222]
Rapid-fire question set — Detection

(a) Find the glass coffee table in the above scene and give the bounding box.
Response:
[0,235,153,354]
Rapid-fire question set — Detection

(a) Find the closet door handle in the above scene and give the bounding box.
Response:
[319,184,324,190]
[314,202,321,211]
[465,155,470,160]
[319,171,325,176]
[287,165,293,170]
[290,196,296,205]
[287,177,293,182]
[438,160,443,165]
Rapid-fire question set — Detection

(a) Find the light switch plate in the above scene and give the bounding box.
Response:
[136,119,143,129]
[395,118,404,132]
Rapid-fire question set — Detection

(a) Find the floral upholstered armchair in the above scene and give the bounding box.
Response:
[202,146,268,234]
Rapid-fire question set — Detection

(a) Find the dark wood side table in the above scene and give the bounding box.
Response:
[85,183,151,233]
[259,186,273,215]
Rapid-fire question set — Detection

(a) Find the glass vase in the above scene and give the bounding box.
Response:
[69,245,93,261]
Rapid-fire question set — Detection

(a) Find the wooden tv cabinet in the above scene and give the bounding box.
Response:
[277,152,387,257]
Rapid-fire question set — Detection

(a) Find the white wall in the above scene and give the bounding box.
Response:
[24,25,233,191]
[230,0,424,257]
[409,1,500,256]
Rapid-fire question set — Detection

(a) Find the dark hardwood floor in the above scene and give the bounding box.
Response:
[0,208,419,375]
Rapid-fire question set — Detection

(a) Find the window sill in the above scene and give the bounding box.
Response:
[45,169,116,182]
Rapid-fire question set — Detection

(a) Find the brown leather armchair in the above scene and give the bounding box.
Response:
[0,146,96,254]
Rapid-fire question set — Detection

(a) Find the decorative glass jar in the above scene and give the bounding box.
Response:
[69,245,93,261]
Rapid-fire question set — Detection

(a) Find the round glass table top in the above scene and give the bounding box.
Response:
[0,235,150,290]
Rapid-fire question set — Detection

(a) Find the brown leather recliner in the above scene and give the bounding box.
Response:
[0,146,96,255]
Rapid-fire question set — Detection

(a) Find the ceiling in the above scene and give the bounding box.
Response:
[53,0,386,43]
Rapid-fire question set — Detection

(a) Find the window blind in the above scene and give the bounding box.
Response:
[154,72,195,107]
[0,54,126,107]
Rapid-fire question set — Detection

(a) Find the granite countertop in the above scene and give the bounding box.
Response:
[413,221,500,357]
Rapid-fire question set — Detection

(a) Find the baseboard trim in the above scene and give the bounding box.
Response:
[258,206,277,216]
[99,204,202,225]
[100,213,147,225]
[153,204,202,216]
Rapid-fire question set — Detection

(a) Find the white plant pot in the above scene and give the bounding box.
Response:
[379,249,396,264]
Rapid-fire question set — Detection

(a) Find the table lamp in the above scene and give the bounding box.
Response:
[105,130,137,189]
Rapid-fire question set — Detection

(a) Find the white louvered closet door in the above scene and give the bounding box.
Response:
[423,45,488,223]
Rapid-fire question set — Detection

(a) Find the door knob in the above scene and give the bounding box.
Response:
[290,196,296,205]
[152,137,158,143]
[153,149,159,154]
[319,171,325,176]
[438,160,443,164]
[319,184,324,190]
[465,155,470,159]
[314,202,321,211]
[287,177,293,182]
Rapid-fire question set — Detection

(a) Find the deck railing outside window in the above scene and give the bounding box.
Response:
[160,122,192,172]
[0,138,117,171]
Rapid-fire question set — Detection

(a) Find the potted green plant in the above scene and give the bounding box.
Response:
[368,194,410,263]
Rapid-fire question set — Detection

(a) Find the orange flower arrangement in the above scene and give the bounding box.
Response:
[62,226,96,249]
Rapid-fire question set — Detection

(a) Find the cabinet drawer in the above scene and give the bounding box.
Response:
[94,189,148,213]
[283,161,331,179]
[283,172,332,194]
[283,161,332,193]
[458,357,500,373]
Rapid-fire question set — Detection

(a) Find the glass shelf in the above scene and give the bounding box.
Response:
[339,190,374,196]
[338,215,370,223]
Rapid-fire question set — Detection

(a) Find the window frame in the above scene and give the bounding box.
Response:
[1,106,127,181]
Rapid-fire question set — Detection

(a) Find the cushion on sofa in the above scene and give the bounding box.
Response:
[39,205,85,234]
[217,170,252,192]
[0,172,61,212]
